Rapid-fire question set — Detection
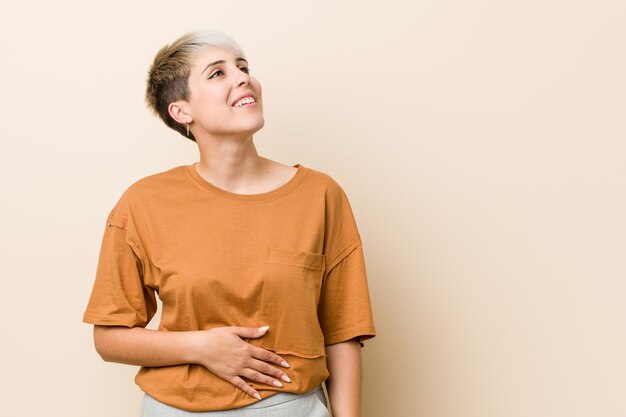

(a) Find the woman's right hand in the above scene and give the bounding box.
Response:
[189,326,292,400]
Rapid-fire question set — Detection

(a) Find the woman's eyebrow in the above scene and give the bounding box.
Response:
[201,58,248,75]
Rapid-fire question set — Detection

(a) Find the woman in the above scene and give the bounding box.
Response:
[82,29,376,416]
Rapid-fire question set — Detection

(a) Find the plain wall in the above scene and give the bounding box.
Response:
[1,0,625,416]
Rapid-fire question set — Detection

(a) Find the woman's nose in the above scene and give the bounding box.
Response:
[236,70,250,87]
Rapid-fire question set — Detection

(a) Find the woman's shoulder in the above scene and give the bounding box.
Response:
[123,164,189,194]
[300,163,347,195]
[108,164,189,212]
[262,157,343,191]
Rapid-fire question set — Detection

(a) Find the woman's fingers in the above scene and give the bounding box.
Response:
[228,325,270,340]
[250,345,290,369]
[247,358,292,384]
[229,376,262,400]
[196,327,293,399]
[240,366,286,389]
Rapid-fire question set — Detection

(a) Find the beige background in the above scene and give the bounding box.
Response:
[1,0,625,416]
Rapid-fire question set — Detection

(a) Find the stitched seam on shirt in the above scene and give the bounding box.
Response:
[82,313,138,327]
[107,216,148,265]
[324,327,376,342]
[325,239,361,275]
[106,217,153,296]
[185,164,310,205]
[265,261,325,271]
[324,327,375,338]
[125,229,146,261]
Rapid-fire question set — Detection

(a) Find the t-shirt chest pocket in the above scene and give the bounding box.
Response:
[256,246,327,358]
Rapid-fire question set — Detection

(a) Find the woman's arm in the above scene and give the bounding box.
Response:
[93,325,292,400]
[325,338,363,417]
[94,325,197,366]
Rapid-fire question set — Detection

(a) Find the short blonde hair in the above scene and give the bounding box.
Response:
[145,30,245,142]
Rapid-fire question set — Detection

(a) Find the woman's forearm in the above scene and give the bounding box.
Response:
[93,325,292,400]
[325,339,363,417]
[93,325,200,367]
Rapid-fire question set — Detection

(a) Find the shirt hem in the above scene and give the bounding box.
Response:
[323,328,376,346]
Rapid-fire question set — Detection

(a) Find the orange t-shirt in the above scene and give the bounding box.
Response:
[82,162,376,411]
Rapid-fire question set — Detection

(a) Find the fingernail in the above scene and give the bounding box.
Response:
[254,392,261,400]
[273,380,283,387]
[281,361,290,368]
[281,374,291,383]
[258,326,270,332]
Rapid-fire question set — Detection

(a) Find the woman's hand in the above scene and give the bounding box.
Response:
[92,324,290,400]
[189,326,292,400]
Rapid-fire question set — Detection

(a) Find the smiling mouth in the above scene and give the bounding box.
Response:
[233,96,257,107]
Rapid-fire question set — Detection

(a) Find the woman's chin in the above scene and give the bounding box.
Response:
[202,116,265,137]
[242,117,265,134]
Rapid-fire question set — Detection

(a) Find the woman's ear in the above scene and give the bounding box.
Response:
[168,101,192,125]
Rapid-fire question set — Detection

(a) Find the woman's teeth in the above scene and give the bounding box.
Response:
[234,97,256,107]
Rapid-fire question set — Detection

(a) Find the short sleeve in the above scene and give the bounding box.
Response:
[82,216,157,328]
[318,240,376,347]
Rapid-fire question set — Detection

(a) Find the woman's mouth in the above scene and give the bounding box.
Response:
[233,96,257,107]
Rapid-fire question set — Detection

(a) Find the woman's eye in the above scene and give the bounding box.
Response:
[208,69,223,79]
[208,67,249,79]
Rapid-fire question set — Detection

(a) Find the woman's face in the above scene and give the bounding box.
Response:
[185,46,264,138]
